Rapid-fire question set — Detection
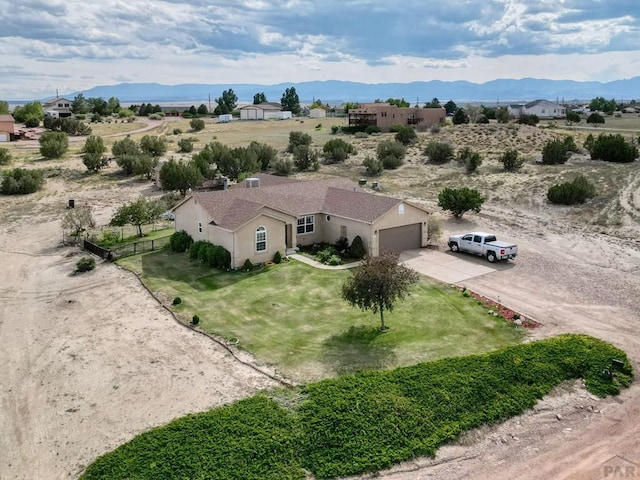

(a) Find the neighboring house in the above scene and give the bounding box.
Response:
[172,173,429,269]
[348,103,445,131]
[0,114,15,142]
[239,102,293,120]
[43,97,73,118]
[309,107,327,118]
[508,100,566,119]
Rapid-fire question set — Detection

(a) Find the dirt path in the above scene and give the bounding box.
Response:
[0,182,277,480]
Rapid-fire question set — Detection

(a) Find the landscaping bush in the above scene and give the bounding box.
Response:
[0,147,11,165]
[191,314,200,325]
[475,114,489,124]
[499,149,525,172]
[335,236,349,253]
[362,156,383,175]
[452,108,469,125]
[172,297,182,305]
[563,135,579,153]
[323,138,355,164]
[188,240,206,260]
[327,255,342,266]
[0,168,44,194]
[542,139,570,165]
[589,133,638,163]
[316,246,339,264]
[75,257,96,272]
[377,141,405,169]
[287,131,312,153]
[339,125,367,134]
[394,126,417,145]
[547,175,596,205]
[349,235,366,259]
[39,131,69,159]
[424,141,454,164]
[243,258,253,271]
[273,251,282,264]
[170,230,193,253]
[438,187,485,218]
[81,135,108,172]
[99,230,120,247]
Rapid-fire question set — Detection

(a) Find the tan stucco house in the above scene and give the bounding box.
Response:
[348,103,446,131]
[0,114,15,142]
[172,174,429,268]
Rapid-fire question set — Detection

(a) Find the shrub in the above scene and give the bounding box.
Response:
[335,236,349,253]
[25,117,40,128]
[273,251,282,264]
[331,125,340,134]
[587,112,605,124]
[429,123,441,134]
[148,113,162,120]
[315,123,322,129]
[188,240,206,260]
[547,175,596,205]
[140,135,167,157]
[349,235,366,259]
[327,255,342,266]
[191,315,200,325]
[177,138,195,153]
[293,145,319,170]
[317,246,339,264]
[563,135,579,153]
[82,135,108,172]
[190,118,205,132]
[248,141,278,171]
[438,187,485,218]
[499,149,525,172]
[394,126,417,145]
[173,128,183,135]
[424,141,454,164]
[365,125,381,135]
[100,230,120,247]
[452,108,469,125]
[0,147,11,165]
[389,124,404,133]
[1,168,44,194]
[39,131,69,158]
[457,147,482,173]
[566,111,581,124]
[170,230,193,253]
[354,132,368,139]
[75,257,96,272]
[589,134,638,163]
[287,131,312,153]
[542,139,569,165]
[475,114,489,124]
[517,114,539,126]
[112,137,140,158]
[377,141,405,168]
[243,258,253,271]
[362,156,383,175]
[323,138,355,164]
[172,297,182,305]
[272,157,293,176]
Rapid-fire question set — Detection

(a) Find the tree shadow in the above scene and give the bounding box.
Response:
[322,325,396,376]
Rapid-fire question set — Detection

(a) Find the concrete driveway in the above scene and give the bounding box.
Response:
[399,248,508,283]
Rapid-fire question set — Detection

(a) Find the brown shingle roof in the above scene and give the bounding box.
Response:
[0,114,15,122]
[187,174,406,231]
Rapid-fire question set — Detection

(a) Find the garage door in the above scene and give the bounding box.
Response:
[379,223,421,253]
[0,133,7,142]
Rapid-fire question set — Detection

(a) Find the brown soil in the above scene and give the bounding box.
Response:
[1,118,639,479]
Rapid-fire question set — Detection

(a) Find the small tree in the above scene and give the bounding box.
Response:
[437,187,485,218]
[495,107,510,123]
[587,112,605,125]
[542,139,569,165]
[293,145,319,171]
[287,131,312,153]
[75,257,96,272]
[190,118,205,132]
[349,235,366,259]
[547,175,596,205]
[341,252,419,331]
[112,137,140,158]
[394,126,417,145]
[272,157,293,176]
[253,92,267,105]
[177,138,195,153]
[109,196,164,237]
[159,158,203,195]
[424,141,454,164]
[39,131,69,159]
[62,205,95,238]
[280,86,301,114]
[323,138,355,164]
[140,135,167,157]
[452,108,469,125]
[517,114,539,126]
[214,89,238,115]
[457,147,482,173]
[81,135,107,172]
[248,141,278,171]
[566,111,581,124]
[499,149,525,172]
[363,156,383,176]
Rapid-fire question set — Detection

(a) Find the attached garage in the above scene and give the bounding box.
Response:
[0,133,8,142]
[378,223,422,253]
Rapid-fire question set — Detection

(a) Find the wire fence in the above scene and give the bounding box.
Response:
[110,235,172,259]
[86,220,174,244]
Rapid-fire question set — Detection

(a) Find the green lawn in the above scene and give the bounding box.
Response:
[119,251,523,380]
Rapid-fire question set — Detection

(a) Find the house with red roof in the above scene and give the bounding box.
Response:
[172,173,429,268]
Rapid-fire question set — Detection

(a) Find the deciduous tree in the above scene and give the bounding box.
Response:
[159,158,203,196]
[437,187,485,218]
[61,205,95,238]
[109,196,164,237]
[342,252,419,331]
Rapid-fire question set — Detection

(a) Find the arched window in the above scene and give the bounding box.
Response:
[256,226,267,252]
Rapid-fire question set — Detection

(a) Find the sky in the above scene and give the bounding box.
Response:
[2,0,639,100]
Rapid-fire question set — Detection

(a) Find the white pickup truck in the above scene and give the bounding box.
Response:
[448,232,518,263]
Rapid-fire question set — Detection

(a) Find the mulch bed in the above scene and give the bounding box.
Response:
[459,286,541,329]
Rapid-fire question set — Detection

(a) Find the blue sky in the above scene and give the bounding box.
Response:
[1,0,639,99]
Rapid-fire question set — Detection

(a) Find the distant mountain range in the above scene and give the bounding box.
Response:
[64,77,640,105]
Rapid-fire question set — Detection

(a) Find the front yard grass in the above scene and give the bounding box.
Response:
[119,250,523,380]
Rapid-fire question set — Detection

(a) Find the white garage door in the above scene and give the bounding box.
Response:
[379,223,422,253]
[0,133,8,142]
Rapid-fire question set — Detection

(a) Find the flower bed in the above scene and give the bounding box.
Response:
[459,287,541,329]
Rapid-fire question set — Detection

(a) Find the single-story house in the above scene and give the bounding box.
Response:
[239,102,293,120]
[0,114,15,142]
[172,173,429,268]
[508,100,566,119]
[43,97,73,118]
[309,107,327,118]
[218,114,233,123]
[348,103,445,132]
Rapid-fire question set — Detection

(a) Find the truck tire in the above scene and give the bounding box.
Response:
[450,242,459,252]
[487,251,496,263]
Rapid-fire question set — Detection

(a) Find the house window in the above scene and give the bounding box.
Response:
[198,221,202,233]
[398,204,405,215]
[256,226,267,252]
[297,215,314,234]
[340,225,347,238]
[381,112,387,117]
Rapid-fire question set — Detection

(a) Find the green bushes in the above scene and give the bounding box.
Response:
[365,125,381,135]
[190,118,205,132]
[362,156,383,175]
[542,139,570,165]
[424,141,454,164]
[140,135,167,157]
[394,126,417,145]
[172,297,182,305]
[587,133,638,163]
[547,175,596,205]
[287,131,312,153]
[191,314,200,325]
[243,258,254,271]
[177,138,195,153]
[587,112,605,124]
[349,235,366,259]
[80,335,632,480]
[438,187,485,218]
[75,257,96,272]
[272,157,293,176]
[0,147,11,165]
[1,168,44,194]
[323,138,355,164]
[292,145,319,171]
[273,251,282,264]
[457,147,482,173]
[499,149,525,172]
[169,230,193,253]
[377,140,406,169]
[39,131,69,159]
[517,114,539,126]
[188,240,231,269]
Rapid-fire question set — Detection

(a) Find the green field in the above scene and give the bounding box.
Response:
[119,250,523,380]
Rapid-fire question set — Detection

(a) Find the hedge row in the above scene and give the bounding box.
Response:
[188,240,231,270]
[81,334,631,479]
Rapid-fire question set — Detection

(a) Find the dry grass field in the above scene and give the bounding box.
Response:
[1,115,639,479]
